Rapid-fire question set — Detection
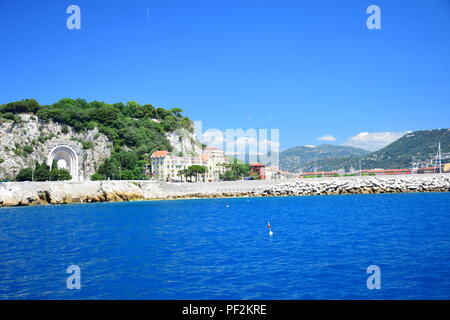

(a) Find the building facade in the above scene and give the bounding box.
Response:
[299,171,339,178]
[149,147,228,182]
[250,163,266,179]
[203,146,227,181]
[249,163,290,180]
[361,169,411,175]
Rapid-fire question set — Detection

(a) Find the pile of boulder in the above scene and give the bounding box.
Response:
[0,184,40,206]
[1,175,449,208]
[0,181,146,207]
[261,175,450,197]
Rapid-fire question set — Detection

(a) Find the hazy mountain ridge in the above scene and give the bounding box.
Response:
[280,129,450,173]
[364,129,450,169]
[279,144,370,173]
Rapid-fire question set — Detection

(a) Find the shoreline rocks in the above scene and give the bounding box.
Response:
[1,174,449,208]
[261,175,450,197]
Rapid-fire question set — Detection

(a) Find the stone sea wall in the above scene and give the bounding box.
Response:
[0,174,449,207]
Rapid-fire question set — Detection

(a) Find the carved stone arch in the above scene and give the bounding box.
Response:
[47,145,79,181]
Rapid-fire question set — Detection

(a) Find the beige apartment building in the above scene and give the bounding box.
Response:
[149,146,228,182]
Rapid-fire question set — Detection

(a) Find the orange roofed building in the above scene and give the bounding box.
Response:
[250,163,288,180]
[149,147,227,182]
[250,163,266,180]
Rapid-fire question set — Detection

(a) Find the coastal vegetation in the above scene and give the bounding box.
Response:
[91,150,147,181]
[219,159,250,181]
[0,98,195,180]
[15,161,72,182]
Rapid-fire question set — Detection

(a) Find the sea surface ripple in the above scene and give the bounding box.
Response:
[0,193,449,299]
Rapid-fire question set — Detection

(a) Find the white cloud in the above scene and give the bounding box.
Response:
[343,131,411,151]
[260,139,280,149]
[234,137,279,152]
[304,145,317,148]
[202,130,279,154]
[317,134,336,141]
[235,137,257,148]
[202,129,225,148]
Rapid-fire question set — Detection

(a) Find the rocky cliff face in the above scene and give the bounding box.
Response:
[0,114,113,180]
[165,128,203,156]
[0,115,205,181]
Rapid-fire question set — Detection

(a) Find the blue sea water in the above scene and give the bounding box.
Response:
[0,193,450,300]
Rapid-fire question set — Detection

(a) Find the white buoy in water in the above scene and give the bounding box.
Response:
[269,230,273,237]
[268,221,273,237]
[226,204,229,208]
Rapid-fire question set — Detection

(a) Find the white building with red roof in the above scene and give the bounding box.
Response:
[149,147,228,182]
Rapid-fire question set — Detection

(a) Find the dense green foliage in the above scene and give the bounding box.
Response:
[0,99,40,114]
[189,165,207,181]
[50,167,72,181]
[14,168,33,181]
[14,161,72,181]
[93,151,147,180]
[1,98,195,180]
[220,159,250,181]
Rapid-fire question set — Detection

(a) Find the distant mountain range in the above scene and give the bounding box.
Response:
[279,144,369,172]
[279,129,450,173]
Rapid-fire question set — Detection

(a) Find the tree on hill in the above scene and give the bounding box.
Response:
[0,99,40,114]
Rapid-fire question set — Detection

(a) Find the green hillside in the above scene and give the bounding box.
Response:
[280,144,370,172]
[0,98,194,180]
[283,129,450,172]
[364,129,450,169]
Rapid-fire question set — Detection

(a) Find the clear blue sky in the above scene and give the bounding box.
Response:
[0,0,449,151]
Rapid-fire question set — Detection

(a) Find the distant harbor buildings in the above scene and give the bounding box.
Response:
[249,163,293,180]
[297,166,450,178]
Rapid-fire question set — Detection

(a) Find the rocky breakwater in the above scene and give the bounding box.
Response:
[44,181,145,204]
[99,181,144,202]
[0,181,146,207]
[261,175,450,197]
[1,175,450,208]
[0,183,41,206]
